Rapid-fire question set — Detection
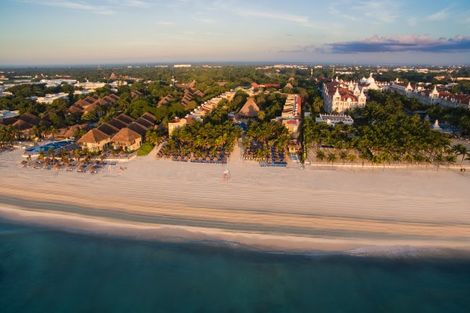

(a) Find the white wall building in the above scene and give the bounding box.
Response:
[36,92,69,104]
[322,78,366,113]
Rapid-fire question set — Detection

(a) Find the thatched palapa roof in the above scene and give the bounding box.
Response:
[77,128,109,144]
[238,97,260,118]
[111,128,141,144]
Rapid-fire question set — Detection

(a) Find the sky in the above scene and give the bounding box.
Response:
[0,0,469,65]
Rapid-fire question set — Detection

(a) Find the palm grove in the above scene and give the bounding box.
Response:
[304,91,463,165]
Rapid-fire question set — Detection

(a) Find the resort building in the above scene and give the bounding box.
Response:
[0,110,19,124]
[131,90,143,99]
[77,128,111,152]
[168,118,188,136]
[77,112,156,152]
[55,124,89,140]
[189,91,235,121]
[315,114,354,126]
[111,128,142,151]
[167,91,236,136]
[280,94,302,138]
[68,94,119,115]
[389,80,470,109]
[237,97,260,118]
[358,73,387,91]
[180,87,205,107]
[322,78,367,113]
[281,94,301,119]
[157,95,173,107]
[12,113,42,137]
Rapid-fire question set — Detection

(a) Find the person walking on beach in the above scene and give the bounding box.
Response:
[223,168,230,181]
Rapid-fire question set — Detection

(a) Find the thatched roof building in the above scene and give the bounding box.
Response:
[111,128,142,151]
[77,128,109,144]
[238,97,260,118]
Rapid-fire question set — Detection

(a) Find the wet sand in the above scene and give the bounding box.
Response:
[1,148,470,253]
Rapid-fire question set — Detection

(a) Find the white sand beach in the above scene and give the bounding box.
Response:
[1,147,470,253]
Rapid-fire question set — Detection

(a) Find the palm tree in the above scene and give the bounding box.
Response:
[49,126,58,140]
[316,150,325,161]
[453,144,467,166]
[347,153,356,163]
[327,152,336,164]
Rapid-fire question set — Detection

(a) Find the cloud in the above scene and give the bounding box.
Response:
[354,0,398,23]
[328,0,398,24]
[24,0,115,14]
[235,9,311,26]
[157,21,175,26]
[426,7,451,21]
[193,16,216,24]
[324,35,470,53]
[23,0,153,15]
[118,0,151,8]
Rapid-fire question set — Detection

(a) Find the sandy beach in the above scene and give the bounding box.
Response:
[1,147,470,254]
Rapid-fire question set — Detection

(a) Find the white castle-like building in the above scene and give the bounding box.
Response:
[322,73,389,113]
[390,79,470,109]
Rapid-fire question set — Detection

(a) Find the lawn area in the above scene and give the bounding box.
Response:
[137,142,154,156]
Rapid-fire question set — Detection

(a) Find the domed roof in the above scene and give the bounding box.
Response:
[366,73,375,84]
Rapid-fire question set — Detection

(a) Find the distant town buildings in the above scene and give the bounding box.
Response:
[255,64,309,70]
[36,92,69,104]
[74,81,106,91]
[39,79,77,88]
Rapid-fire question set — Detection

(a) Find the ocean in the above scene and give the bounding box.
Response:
[1,220,469,313]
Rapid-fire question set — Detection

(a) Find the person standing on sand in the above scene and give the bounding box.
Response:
[223,169,230,181]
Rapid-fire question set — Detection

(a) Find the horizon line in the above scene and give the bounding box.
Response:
[1,61,470,69]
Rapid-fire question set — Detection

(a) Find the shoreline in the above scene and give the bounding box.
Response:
[1,149,470,257]
[2,205,470,259]
[1,199,470,258]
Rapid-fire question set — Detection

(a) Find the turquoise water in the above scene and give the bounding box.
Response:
[1,220,470,313]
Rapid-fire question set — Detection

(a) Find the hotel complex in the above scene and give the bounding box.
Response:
[390,79,470,109]
[322,74,388,113]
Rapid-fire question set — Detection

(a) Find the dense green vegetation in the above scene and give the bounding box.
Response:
[243,121,290,160]
[0,125,18,148]
[304,93,455,164]
[426,106,470,136]
[371,90,470,137]
[162,121,241,159]
[206,91,248,124]
[253,93,286,120]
